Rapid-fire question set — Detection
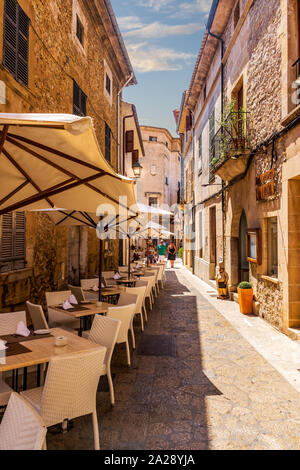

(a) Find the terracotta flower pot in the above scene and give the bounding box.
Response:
[238,288,253,314]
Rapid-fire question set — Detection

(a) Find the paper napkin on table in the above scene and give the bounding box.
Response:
[63,300,73,310]
[69,295,78,305]
[16,321,30,337]
[92,285,99,292]
[114,273,121,280]
[101,283,105,288]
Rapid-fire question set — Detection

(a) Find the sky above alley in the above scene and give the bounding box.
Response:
[111,0,213,136]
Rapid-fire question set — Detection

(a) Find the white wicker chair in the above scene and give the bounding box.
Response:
[45,291,80,330]
[0,311,27,335]
[80,278,99,290]
[139,275,156,310]
[26,302,49,331]
[21,347,106,450]
[117,293,138,349]
[68,285,85,303]
[145,267,160,297]
[0,392,47,451]
[88,316,121,406]
[125,286,147,332]
[135,280,149,322]
[0,311,26,407]
[106,304,135,367]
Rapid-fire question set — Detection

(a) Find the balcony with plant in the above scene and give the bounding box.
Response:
[210,100,252,182]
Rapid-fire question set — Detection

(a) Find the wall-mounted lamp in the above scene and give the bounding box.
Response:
[132,160,143,179]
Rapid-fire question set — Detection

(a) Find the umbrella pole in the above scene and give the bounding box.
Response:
[128,236,131,279]
[99,239,103,302]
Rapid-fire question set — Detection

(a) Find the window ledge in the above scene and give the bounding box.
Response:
[281,104,300,127]
[260,275,280,285]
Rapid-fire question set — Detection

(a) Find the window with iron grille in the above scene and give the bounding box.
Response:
[76,14,84,46]
[105,123,111,162]
[73,80,86,116]
[0,211,26,273]
[3,0,29,86]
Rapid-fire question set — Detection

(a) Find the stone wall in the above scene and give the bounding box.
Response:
[0,0,128,311]
[247,0,282,147]
[256,276,283,331]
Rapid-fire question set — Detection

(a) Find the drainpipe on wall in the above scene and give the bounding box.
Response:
[189,109,196,275]
[117,73,134,174]
[207,28,226,263]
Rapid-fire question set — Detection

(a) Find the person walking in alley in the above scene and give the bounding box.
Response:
[168,241,177,268]
[158,240,167,262]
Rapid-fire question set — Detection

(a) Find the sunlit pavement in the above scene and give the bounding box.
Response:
[47,264,300,450]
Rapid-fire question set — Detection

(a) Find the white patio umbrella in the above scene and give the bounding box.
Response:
[0,114,136,216]
[33,208,138,301]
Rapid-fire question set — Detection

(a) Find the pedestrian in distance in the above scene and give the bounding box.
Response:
[168,241,177,268]
[158,240,167,262]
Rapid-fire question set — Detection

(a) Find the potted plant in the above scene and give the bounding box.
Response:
[238,281,253,314]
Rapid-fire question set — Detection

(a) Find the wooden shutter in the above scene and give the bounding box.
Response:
[0,212,26,272]
[14,211,26,268]
[186,112,192,131]
[132,149,139,166]
[3,0,18,80]
[3,0,29,86]
[0,213,13,260]
[73,81,87,116]
[17,5,29,84]
[126,130,134,153]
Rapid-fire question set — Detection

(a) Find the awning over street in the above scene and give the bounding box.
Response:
[0,114,136,216]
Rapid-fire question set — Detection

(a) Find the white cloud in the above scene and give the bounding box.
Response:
[124,21,203,39]
[137,0,174,12]
[126,42,195,73]
[117,16,145,30]
[172,0,212,19]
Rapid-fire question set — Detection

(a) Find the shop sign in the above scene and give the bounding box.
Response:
[256,169,275,200]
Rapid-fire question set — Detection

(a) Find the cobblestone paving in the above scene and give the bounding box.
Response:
[47,268,300,450]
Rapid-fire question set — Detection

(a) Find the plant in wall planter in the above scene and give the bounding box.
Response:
[238,281,253,315]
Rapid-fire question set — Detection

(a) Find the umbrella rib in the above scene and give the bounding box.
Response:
[6,136,87,181]
[0,181,29,206]
[0,174,100,216]
[2,148,55,208]
[0,125,9,154]
[7,133,128,182]
[6,136,132,212]
[57,210,96,228]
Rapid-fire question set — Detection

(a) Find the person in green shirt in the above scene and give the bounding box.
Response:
[158,240,167,262]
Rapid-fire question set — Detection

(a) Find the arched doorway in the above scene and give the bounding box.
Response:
[239,211,249,282]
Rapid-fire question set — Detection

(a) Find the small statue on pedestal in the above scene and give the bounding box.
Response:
[216,262,229,300]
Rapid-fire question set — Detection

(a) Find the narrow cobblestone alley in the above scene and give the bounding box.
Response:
[47,267,300,451]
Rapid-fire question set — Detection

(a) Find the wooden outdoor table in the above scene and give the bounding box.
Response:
[49,301,111,336]
[115,278,137,287]
[83,288,122,304]
[0,328,105,391]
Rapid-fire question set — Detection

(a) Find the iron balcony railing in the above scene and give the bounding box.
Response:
[210,110,250,171]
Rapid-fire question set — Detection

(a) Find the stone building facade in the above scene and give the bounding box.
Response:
[134,126,181,211]
[179,0,300,337]
[0,0,136,311]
